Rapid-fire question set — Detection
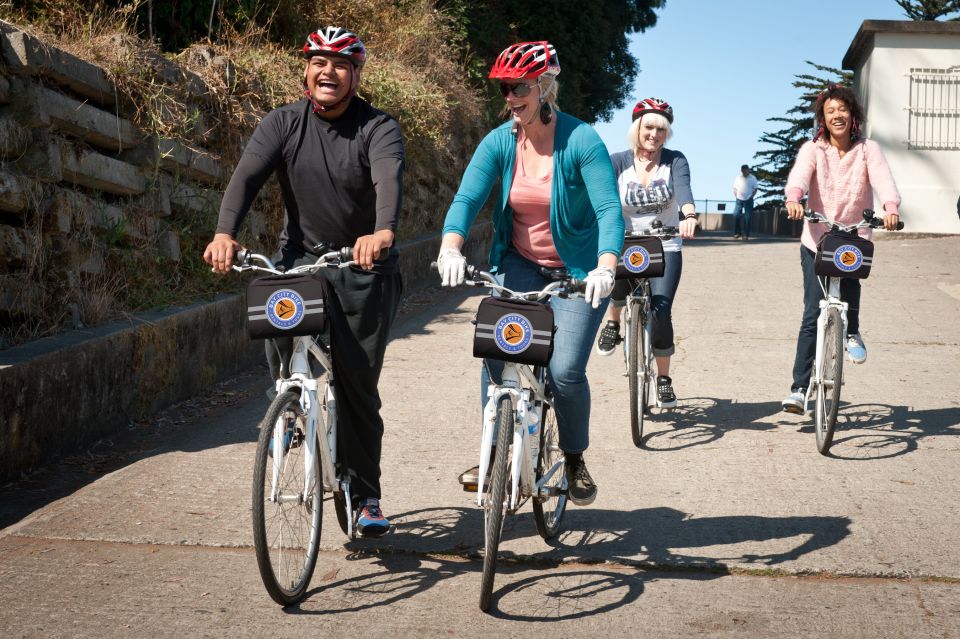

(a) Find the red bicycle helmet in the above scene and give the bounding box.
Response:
[302,27,366,67]
[488,41,560,80]
[632,97,673,123]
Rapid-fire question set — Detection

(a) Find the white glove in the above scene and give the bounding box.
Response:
[583,265,615,309]
[437,247,466,287]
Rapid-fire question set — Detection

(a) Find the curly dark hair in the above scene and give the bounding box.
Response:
[812,84,864,142]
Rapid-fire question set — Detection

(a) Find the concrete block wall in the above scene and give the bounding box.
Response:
[0,20,229,327]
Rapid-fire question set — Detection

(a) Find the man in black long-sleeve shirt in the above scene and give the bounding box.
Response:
[203,27,403,537]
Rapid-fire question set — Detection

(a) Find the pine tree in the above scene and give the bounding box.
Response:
[895,0,960,20]
[752,62,852,206]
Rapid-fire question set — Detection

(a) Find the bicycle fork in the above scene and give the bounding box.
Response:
[805,278,848,411]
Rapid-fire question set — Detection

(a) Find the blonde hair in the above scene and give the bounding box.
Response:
[628,112,673,153]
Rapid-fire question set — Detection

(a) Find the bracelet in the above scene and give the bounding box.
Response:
[684,213,698,221]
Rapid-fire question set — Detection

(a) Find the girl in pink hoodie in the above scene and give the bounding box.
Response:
[781,84,901,414]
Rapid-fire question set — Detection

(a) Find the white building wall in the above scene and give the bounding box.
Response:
[859,33,960,234]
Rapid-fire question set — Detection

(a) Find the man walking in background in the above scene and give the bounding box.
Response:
[732,164,758,240]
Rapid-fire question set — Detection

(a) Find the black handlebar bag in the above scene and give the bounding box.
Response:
[246,273,329,339]
[473,296,554,366]
[815,231,874,279]
[616,236,665,280]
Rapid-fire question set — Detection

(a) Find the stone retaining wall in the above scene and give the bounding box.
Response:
[0,224,491,481]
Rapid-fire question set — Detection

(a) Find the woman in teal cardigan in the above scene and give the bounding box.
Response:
[436,41,623,506]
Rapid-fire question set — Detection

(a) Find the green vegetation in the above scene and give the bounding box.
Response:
[0,0,666,348]
[752,62,851,207]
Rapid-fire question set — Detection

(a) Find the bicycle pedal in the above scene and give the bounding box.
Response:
[462,482,479,493]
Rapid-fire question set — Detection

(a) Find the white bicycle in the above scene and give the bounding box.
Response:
[620,224,677,447]
[800,210,902,454]
[440,263,585,612]
[233,248,358,606]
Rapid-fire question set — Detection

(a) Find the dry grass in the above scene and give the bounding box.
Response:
[0,0,488,348]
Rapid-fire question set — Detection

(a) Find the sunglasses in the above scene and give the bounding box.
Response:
[498,82,533,98]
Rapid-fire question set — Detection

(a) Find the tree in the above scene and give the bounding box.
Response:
[442,0,666,123]
[752,62,852,206]
[895,0,960,20]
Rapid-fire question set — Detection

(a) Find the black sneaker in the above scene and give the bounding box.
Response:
[565,454,597,506]
[596,320,621,357]
[656,375,677,408]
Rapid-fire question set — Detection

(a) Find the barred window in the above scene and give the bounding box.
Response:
[907,66,960,150]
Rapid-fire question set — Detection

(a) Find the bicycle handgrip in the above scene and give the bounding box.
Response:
[566,278,586,293]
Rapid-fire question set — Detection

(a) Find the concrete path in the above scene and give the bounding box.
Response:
[2,232,958,637]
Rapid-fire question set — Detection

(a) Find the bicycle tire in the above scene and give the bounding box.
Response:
[815,307,844,454]
[479,395,512,612]
[252,389,322,606]
[628,298,648,447]
[531,397,567,539]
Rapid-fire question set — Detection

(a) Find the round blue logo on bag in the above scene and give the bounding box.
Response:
[623,246,650,274]
[266,289,305,330]
[833,245,863,272]
[495,313,533,354]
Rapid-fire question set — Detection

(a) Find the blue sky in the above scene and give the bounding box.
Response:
[593,0,908,208]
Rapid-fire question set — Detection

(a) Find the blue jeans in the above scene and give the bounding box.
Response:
[733,198,754,237]
[610,250,683,357]
[482,249,608,454]
[790,246,861,392]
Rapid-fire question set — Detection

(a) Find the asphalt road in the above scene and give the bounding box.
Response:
[2,232,958,638]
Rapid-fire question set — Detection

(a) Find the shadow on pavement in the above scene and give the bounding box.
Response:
[282,504,849,617]
[822,402,960,460]
[638,398,789,451]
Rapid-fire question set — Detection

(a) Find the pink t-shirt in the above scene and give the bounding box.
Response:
[508,140,562,267]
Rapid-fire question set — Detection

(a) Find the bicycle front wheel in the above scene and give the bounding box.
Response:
[479,395,512,612]
[532,398,567,539]
[815,307,844,454]
[252,389,322,606]
[627,299,649,447]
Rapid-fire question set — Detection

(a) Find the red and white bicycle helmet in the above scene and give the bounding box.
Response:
[302,27,366,67]
[632,97,673,123]
[488,41,560,80]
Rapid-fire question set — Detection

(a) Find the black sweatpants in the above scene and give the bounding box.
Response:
[266,247,402,504]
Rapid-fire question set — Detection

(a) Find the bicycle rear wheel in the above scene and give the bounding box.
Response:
[252,389,322,606]
[532,397,567,539]
[628,298,650,447]
[479,395,512,612]
[815,307,844,454]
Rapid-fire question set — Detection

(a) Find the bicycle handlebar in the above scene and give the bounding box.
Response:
[803,209,904,233]
[429,262,585,301]
[233,247,356,276]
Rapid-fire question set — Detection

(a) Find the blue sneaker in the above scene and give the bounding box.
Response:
[356,499,390,537]
[846,333,867,364]
[268,415,296,457]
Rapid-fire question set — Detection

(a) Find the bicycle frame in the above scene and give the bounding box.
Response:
[238,249,356,539]
[476,362,562,511]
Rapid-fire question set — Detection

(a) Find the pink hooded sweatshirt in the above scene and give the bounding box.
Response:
[785,138,901,251]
